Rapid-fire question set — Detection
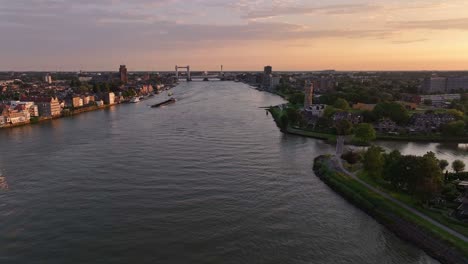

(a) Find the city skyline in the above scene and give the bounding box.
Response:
[1,0,468,71]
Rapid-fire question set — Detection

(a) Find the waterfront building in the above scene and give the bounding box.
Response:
[0,106,31,125]
[23,97,61,117]
[104,92,115,105]
[72,96,84,108]
[119,65,128,84]
[10,101,39,117]
[82,95,95,105]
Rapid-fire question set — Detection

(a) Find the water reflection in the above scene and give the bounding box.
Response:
[376,141,468,166]
[0,176,9,190]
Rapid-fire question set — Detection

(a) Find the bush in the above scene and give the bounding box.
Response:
[341,151,362,164]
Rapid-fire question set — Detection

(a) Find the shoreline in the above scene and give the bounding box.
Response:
[267,105,468,144]
[313,155,468,264]
[0,103,118,130]
[0,86,178,131]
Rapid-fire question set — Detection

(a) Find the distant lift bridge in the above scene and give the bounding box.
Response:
[175,65,224,81]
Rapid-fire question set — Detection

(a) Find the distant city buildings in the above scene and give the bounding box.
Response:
[119,65,128,84]
[262,65,280,91]
[44,74,52,84]
[422,76,468,93]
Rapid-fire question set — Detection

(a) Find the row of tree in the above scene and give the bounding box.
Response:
[363,147,466,202]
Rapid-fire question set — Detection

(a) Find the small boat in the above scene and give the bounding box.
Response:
[151,98,176,108]
[130,97,140,103]
[168,91,173,96]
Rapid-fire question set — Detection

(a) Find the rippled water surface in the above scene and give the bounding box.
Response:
[0,82,440,263]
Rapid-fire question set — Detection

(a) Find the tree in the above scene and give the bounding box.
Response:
[341,151,362,164]
[285,108,301,127]
[446,109,464,120]
[288,92,305,105]
[335,119,353,135]
[279,114,289,129]
[423,99,432,106]
[324,106,340,118]
[442,120,465,137]
[373,102,409,124]
[333,98,350,110]
[442,183,460,202]
[439,159,449,171]
[353,123,376,144]
[363,145,384,177]
[413,152,443,202]
[383,150,406,189]
[452,160,466,173]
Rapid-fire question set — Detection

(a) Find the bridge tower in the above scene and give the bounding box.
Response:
[175,65,191,81]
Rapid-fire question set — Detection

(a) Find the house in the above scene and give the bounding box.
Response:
[456,199,468,220]
[376,119,397,132]
[352,103,376,111]
[409,113,456,133]
[332,112,363,125]
[304,104,326,117]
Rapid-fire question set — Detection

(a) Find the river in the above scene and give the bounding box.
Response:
[0,81,449,263]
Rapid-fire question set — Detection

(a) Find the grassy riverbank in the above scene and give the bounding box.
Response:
[313,156,468,263]
[357,171,468,238]
[269,105,468,144]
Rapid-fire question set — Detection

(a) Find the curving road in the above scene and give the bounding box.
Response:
[333,136,468,242]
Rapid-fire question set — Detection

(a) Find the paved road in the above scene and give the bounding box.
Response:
[333,136,468,242]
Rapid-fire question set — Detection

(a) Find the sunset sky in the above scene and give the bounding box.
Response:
[1,0,468,71]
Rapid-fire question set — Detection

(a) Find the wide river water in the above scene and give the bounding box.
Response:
[1,81,465,263]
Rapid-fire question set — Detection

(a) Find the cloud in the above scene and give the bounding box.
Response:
[391,38,428,44]
[393,17,468,30]
[242,3,382,20]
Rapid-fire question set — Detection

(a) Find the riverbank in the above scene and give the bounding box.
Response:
[268,105,468,144]
[313,155,468,264]
[0,103,118,130]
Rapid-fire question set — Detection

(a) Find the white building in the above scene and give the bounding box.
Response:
[305,104,326,117]
[10,101,39,117]
[44,74,52,84]
[104,92,115,105]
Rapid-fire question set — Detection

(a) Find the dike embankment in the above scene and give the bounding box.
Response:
[313,155,468,264]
